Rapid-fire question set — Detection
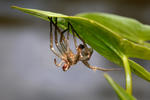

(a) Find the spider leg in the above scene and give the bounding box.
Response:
[49,18,68,54]
[69,24,87,48]
[59,29,68,52]
[69,23,91,55]
[69,22,93,62]
[60,22,73,53]
[54,58,64,67]
[48,17,62,58]
[49,17,68,52]
[53,18,67,56]
[62,23,70,52]
[68,22,78,50]
[67,22,86,64]
[75,31,92,56]
[59,22,75,63]
[49,17,69,57]
[79,54,90,61]
[82,61,122,72]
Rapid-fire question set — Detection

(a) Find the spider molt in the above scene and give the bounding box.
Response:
[48,17,121,72]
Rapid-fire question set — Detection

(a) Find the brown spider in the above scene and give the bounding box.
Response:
[48,17,121,72]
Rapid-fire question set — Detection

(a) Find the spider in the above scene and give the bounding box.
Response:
[48,17,121,72]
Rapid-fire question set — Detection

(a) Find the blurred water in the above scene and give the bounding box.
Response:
[0,0,150,100]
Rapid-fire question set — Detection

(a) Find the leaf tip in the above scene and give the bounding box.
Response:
[11,6,18,9]
[11,6,22,11]
[104,73,109,78]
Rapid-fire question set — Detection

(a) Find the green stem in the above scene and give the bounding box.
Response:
[122,55,132,94]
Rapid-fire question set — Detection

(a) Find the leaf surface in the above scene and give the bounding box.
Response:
[104,73,136,100]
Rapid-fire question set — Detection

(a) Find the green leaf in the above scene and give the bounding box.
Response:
[76,12,150,60]
[76,13,150,42]
[11,6,150,82]
[104,73,136,100]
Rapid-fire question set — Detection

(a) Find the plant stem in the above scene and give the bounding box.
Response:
[122,55,132,94]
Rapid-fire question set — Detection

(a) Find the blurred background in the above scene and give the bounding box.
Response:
[0,0,150,100]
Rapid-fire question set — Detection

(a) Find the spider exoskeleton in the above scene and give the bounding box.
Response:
[48,17,121,72]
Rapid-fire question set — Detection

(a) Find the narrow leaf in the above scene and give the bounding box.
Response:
[104,73,136,100]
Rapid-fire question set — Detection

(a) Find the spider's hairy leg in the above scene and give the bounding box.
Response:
[68,22,87,65]
[50,18,68,54]
[76,34,93,58]
[61,22,75,63]
[69,23,93,59]
[69,23,94,63]
[48,17,62,58]
[66,22,82,64]
[70,24,88,49]
[68,22,78,49]
[59,29,68,52]
[64,22,70,52]
[58,22,71,51]
[58,23,74,64]
[54,58,64,67]
[82,61,122,72]
[65,22,77,52]
[52,17,66,56]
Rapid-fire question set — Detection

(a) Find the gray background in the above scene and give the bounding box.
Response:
[0,0,150,100]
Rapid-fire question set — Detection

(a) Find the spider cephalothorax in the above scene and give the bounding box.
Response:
[48,17,121,72]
